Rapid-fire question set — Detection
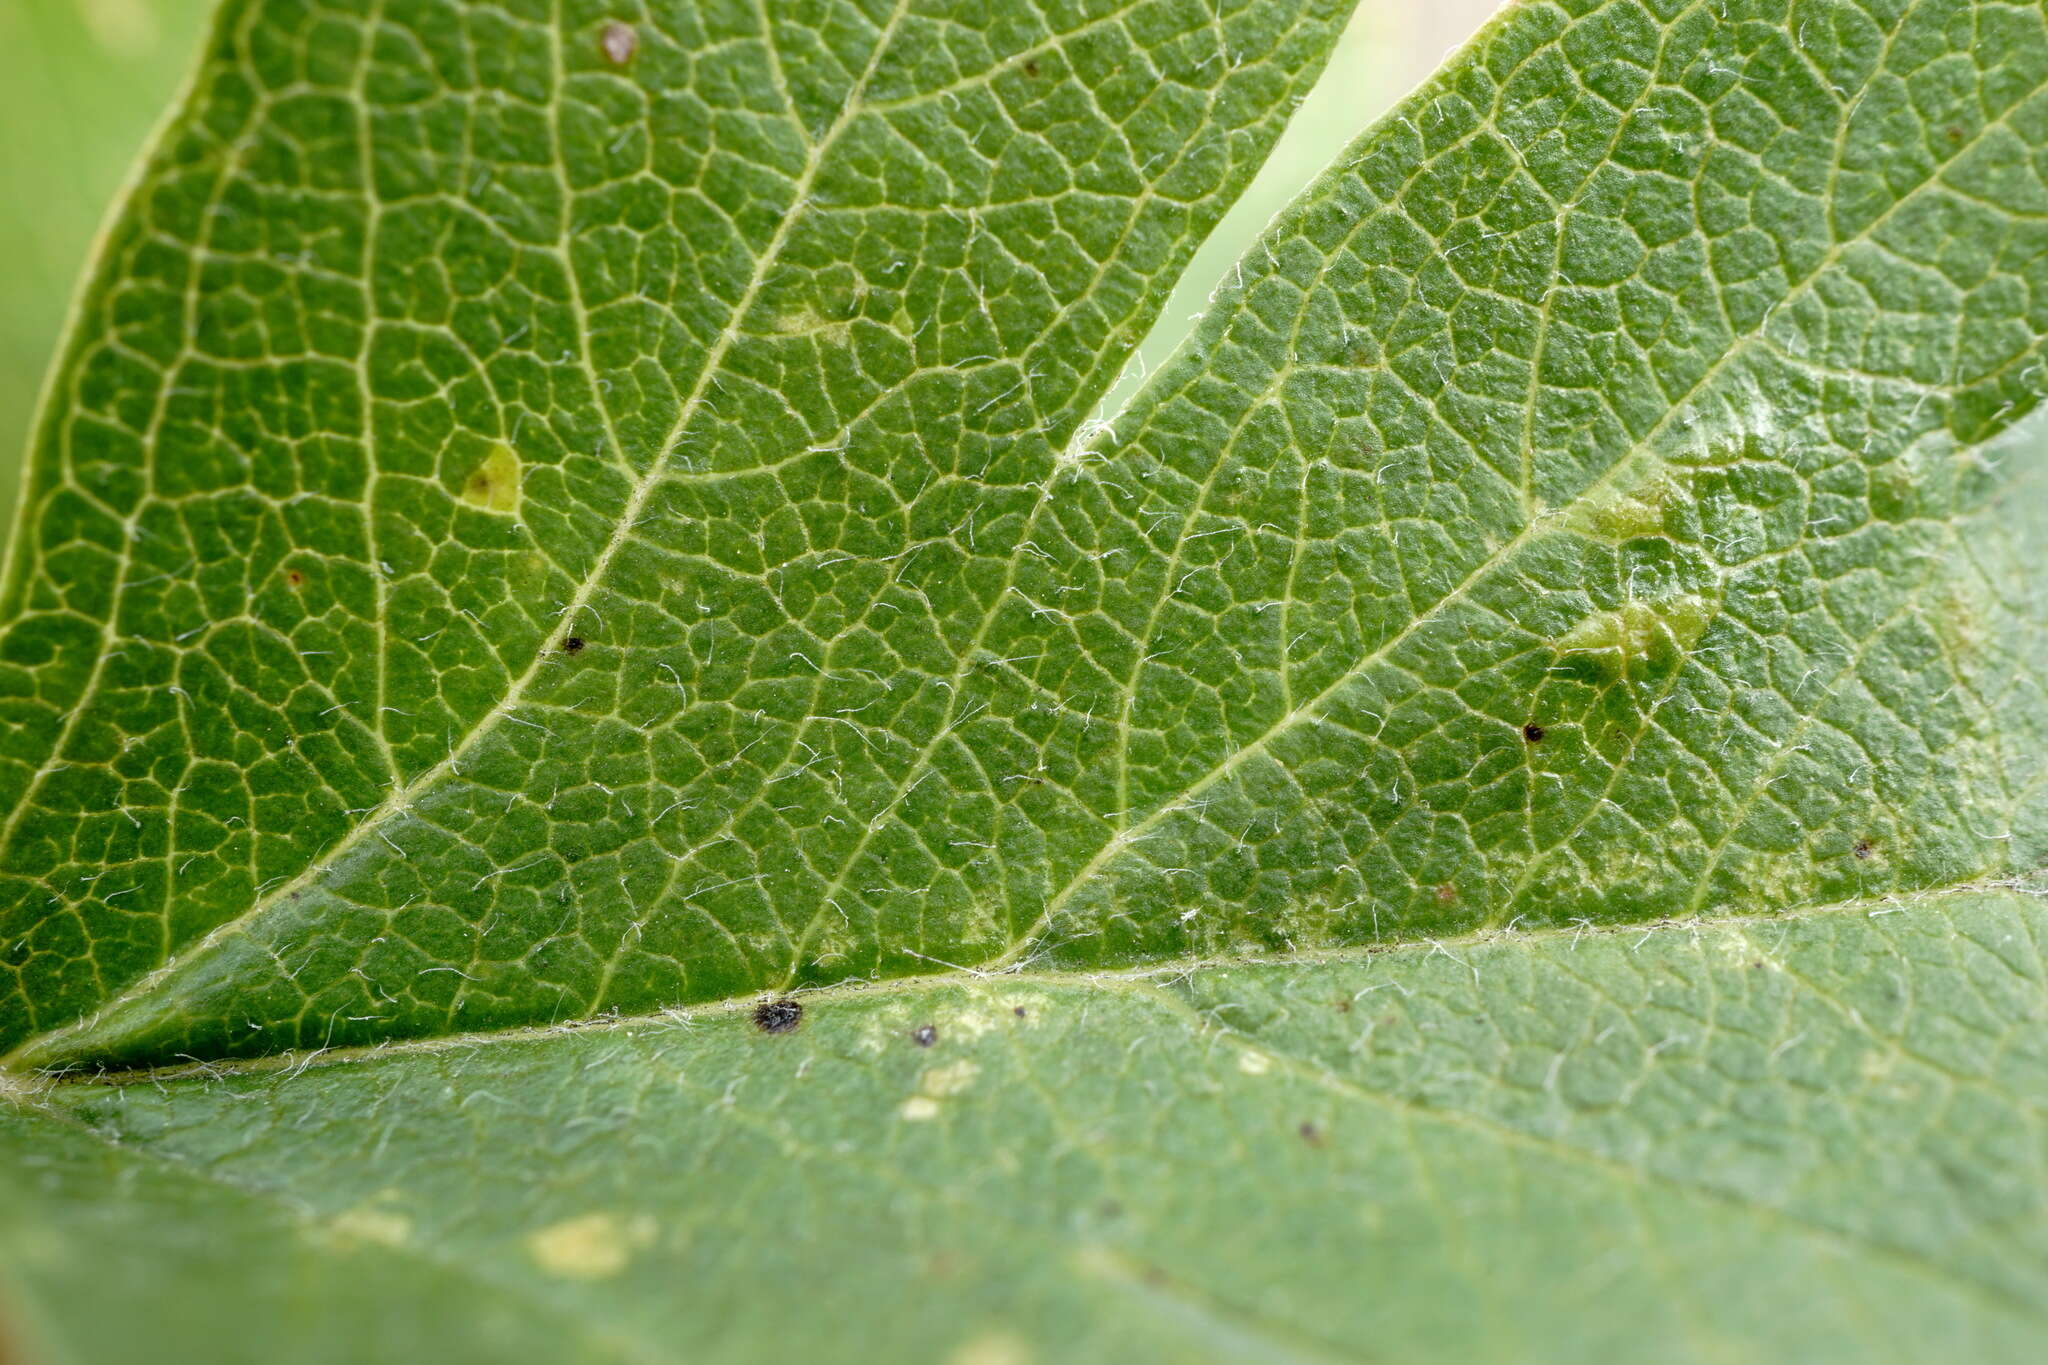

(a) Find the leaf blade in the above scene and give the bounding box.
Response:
[0,0,1356,1062]
[10,887,2048,1362]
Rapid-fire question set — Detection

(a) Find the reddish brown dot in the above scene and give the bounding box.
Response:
[1298,1121,1326,1147]
[285,569,304,586]
[1523,723,1547,743]
[1434,883,1458,905]
[599,20,637,65]
[1013,1005,1027,1018]
[1853,839,1875,860]
[1023,58,1041,77]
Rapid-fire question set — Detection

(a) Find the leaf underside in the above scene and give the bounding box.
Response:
[8,889,2048,1364]
[5,0,2048,1358]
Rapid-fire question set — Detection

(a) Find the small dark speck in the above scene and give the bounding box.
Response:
[1024,58,1041,77]
[600,20,638,65]
[561,636,586,654]
[1333,998,1351,1013]
[1434,882,1457,905]
[911,1024,937,1047]
[1523,723,1547,743]
[753,998,803,1034]
[286,569,304,586]
[1853,839,1875,860]
[1298,1121,1325,1147]
[1013,1005,1027,1018]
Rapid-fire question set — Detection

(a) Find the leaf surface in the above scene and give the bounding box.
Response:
[0,0,1352,1064]
[5,0,2048,1356]
[9,889,2048,1362]
[10,0,2048,1070]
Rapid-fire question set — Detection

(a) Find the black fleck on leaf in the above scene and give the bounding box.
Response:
[752,999,803,1034]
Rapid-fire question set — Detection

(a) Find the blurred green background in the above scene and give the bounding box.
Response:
[0,0,1497,539]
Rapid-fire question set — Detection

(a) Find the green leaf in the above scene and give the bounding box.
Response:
[0,0,1358,1066]
[9,888,2048,1362]
[5,0,2048,1356]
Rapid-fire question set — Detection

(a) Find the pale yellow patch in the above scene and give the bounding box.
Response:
[1559,595,1712,679]
[920,1060,980,1097]
[525,1212,654,1280]
[948,1331,1033,1365]
[329,1206,413,1249]
[900,1058,980,1119]
[79,0,156,55]
[769,307,852,343]
[460,443,522,514]
[1237,1049,1272,1076]
[1566,470,1680,543]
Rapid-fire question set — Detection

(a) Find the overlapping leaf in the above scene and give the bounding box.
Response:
[7,0,2048,1072]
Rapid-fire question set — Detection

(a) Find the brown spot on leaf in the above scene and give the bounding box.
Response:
[1434,882,1458,905]
[286,569,304,586]
[1024,58,1041,77]
[1298,1121,1325,1147]
[561,636,586,654]
[1854,839,1875,860]
[911,1024,937,1047]
[1523,723,1547,743]
[600,21,637,65]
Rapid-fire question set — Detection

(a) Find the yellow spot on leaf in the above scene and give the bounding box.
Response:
[1558,595,1711,681]
[329,1206,413,1249]
[900,1058,980,1119]
[461,443,522,514]
[1567,470,1680,543]
[525,1211,653,1279]
[948,1332,1033,1365]
[920,1060,979,1096]
[1237,1050,1271,1076]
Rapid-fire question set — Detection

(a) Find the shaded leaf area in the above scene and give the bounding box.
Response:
[0,0,1352,1061]
[0,1107,597,1365]
[7,887,2048,1363]
[6,0,2048,1074]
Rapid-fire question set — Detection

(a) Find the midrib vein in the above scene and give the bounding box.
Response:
[20,875,2036,1086]
[4,0,916,1070]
